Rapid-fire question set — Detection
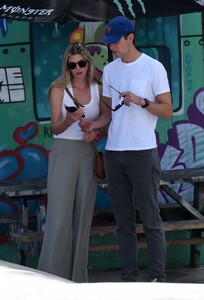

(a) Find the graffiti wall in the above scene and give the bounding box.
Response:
[0,13,203,217]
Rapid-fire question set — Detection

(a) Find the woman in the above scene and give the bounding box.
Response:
[38,43,104,282]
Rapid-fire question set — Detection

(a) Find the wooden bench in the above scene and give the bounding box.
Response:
[10,219,204,246]
[8,218,204,265]
[0,214,18,225]
[0,168,204,267]
[89,219,204,250]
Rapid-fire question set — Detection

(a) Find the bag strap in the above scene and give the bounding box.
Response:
[90,140,97,152]
[90,140,100,156]
[65,85,99,152]
[64,87,84,108]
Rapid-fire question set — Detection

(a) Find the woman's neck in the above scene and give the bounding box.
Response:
[71,79,91,105]
[71,78,89,90]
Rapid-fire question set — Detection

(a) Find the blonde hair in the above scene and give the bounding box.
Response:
[48,43,96,97]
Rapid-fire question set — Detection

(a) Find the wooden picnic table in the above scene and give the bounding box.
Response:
[97,168,204,219]
[0,167,204,267]
[0,177,47,198]
[0,168,204,210]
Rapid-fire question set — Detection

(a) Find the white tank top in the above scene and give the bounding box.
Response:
[54,82,100,140]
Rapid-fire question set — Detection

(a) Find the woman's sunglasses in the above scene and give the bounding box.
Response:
[67,60,87,70]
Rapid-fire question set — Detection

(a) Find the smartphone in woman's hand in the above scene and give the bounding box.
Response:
[64,105,85,117]
[64,106,77,113]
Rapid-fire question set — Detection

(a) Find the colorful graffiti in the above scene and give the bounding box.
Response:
[0,13,203,218]
[0,122,48,180]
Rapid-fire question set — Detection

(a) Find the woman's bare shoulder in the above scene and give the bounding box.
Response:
[49,83,64,100]
[51,82,64,90]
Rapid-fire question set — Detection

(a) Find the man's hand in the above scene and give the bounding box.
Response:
[120,91,142,106]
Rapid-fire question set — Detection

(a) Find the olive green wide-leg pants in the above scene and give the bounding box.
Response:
[38,138,97,282]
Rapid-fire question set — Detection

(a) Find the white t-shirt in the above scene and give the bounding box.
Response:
[102,53,170,151]
[54,82,100,140]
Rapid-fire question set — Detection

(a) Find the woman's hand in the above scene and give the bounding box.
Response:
[65,107,84,124]
[83,129,100,142]
[79,118,94,132]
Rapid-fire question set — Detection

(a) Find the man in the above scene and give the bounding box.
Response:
[80,16,173,282]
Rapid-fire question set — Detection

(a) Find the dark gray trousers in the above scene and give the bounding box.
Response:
[105,149,166,282]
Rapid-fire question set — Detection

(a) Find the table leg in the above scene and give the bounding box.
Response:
[190,182,204,267]
[160,184,204,220]
[16,244,26,266]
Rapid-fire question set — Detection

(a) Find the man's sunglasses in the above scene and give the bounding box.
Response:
[67,60,87,70]
[102,85,124,112]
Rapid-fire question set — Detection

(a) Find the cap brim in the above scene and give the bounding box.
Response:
[100,34,122,44]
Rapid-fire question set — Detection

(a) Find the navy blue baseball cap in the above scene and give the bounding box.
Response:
[101,16,135,44]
